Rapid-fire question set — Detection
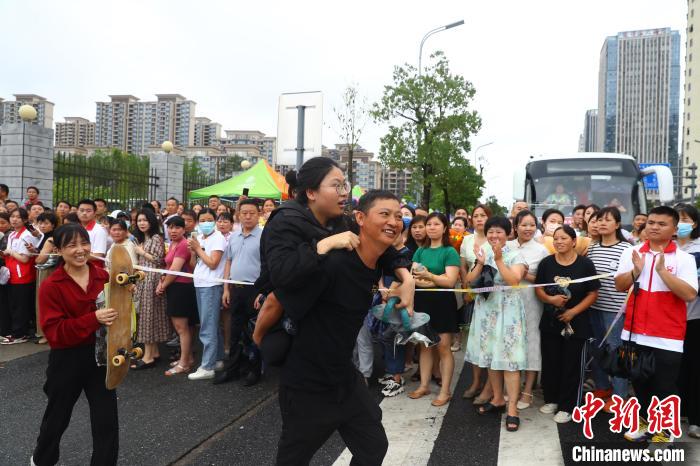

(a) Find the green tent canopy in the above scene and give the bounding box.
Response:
[189,160,288,200]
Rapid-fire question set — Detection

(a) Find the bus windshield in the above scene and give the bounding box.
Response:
[526,159,642,226]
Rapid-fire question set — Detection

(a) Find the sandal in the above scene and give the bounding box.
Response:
[477,402,506,415]
[408,388,431,399]
[506,415,520,432]
[165,364,191,376]
[431,395,452,407]
[131,359,156,370]
[462,385,483,399]
[517,392,534,410]
[473,395,493,406]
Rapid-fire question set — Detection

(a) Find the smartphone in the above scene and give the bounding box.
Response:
[25,222,35,232]
[242,187,249,197]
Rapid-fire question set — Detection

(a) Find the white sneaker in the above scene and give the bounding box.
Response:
[539,403,558,414]
[381,377,405,397]
[553,411,572,423]
[215,360,224,371]
[188,366,215,380]
[30,456,37,466]
[377,374,393,385]
[624,419,650,442]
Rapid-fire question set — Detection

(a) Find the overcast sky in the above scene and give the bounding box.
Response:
[0,0,687,204]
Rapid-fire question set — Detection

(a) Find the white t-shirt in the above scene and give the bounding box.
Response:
[8,228,41,255]
[85,221,108,255]
[193,230,227,288]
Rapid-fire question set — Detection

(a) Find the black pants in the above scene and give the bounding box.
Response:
[229,286,256,350]
[276,375,388,466]
[680,320,700,425]
[9,282,35,337]
[541,333,586,413]
[633,344,682,419]
[33,345,119,466]
[0,284,9,336]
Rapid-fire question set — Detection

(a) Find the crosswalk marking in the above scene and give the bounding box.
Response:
[333,352,466,466]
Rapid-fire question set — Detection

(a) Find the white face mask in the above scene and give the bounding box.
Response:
[545,223,561,235]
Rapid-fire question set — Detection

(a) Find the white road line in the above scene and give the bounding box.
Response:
[496,391,564,466]
[333,351,466,466]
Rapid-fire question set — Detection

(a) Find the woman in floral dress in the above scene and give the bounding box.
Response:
[132,208,170,369]
[465,216,528,432]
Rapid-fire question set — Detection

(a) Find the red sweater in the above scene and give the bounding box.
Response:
[39,262,109,349]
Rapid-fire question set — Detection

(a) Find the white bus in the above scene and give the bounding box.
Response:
[512,152,674,228]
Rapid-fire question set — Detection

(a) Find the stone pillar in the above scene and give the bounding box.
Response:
[150,151,184,206]
[0,122,54,207]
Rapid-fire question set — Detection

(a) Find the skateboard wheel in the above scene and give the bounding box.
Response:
[112,355,126,367]
[135,271,146,281]
[131,347,143,359]
[115,273,129,285]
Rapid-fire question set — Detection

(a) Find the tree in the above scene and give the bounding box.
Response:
[372,51,482,209]
[430,145,484,213]
[333,85,368,187]
[484,195,508,217]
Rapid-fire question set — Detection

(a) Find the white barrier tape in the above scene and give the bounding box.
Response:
[383,272,614,294]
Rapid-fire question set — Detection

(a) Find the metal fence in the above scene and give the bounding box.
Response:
[183,170,213,203]
[53,152,159,210]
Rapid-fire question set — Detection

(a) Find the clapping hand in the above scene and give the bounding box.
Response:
[492,243,503,262]
[654,253,666,274]
[632,250,645,277]
[473,244,485,265]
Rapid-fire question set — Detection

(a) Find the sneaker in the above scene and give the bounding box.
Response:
[553,411,572,423]
[1,335,28,345]
[0,335,10,343]
[188,367,215,380]
[539,403,558,414]
[689,425,700,439]
[166,335,180,347]
[650,429,674,443]
[602,397,616,414]
[450,342,461,352]
[624,419,650,442]
[381,378,405,397]
[377,374,394,385]
[592,388,613,399]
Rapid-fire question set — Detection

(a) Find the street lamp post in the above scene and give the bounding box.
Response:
[418,20,464,76]
[473,141,494,167]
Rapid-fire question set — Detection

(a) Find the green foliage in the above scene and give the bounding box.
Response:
[53,149,152,209]
[484,195,508,217]
[372,51,482,209]
[430,153,484,213]
[184,158,207,180]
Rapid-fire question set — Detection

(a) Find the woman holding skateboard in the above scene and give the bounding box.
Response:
[32,223,119,466]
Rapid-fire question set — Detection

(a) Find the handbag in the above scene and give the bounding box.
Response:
[602,281,655,382]
[457,299,475,329]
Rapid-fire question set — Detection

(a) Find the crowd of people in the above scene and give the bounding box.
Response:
[1,162,699,464]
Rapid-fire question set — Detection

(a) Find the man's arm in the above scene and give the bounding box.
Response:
[656,253,698,302]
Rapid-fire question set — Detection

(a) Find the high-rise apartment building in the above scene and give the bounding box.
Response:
[55,117,96,154]
[582,109,598,152]
[381,168,413,198]
[322,144,381,189]
[219,130,277,163]
[1,94,54,129]
[683,2,700,198]
[262,136,276,164]
[95,94,196,154]
[597,28,681,180]
[194,117,221,146]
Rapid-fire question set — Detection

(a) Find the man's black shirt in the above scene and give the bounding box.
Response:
[282,248,381,391]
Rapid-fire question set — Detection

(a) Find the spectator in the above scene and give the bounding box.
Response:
[465,216,528,432]
[262,198,276,221]
[28,203,45,226]
[406,215,428,255]
[450,216,469,253]
[219,199,263,386]
[216,211,234,353]
[586,213,601,244]
[1,208,41,344]
[63,212,79,224]
[401,204,416,220]
[131,208,168,370]
[150,200,162,219]
[177,203,185,216]
[587,207,632,412]
[454,207,469,220]
[5,200,19,212]
[0,183,9,204]
[541,208,591,256]
[163,197,179,241]
[32,224,119,466]
[673,203,700,438]
[23,186,41,209]
[536,225,600,425]
[55,201,71,222]
[192,204,203,216]
[31,212,60,345]
[506,210,548,410]
[0,212,11,339]
[571,204,587,235]
[459,204,492,402]
[94,198,108,219]
[76,199,108,258]
[208,195,221,211]
[615,206,697,442]
[216,212,234,240]
[181,210,197,237]
[509,200,528,219]
[583,204,601,232]
[631,213,648,245]
[188,207,227,380]
[157,216,198,376]
[106,219,137,264]
[408,212,461,407]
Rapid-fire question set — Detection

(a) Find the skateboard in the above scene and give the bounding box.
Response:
[105,244,146,389]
